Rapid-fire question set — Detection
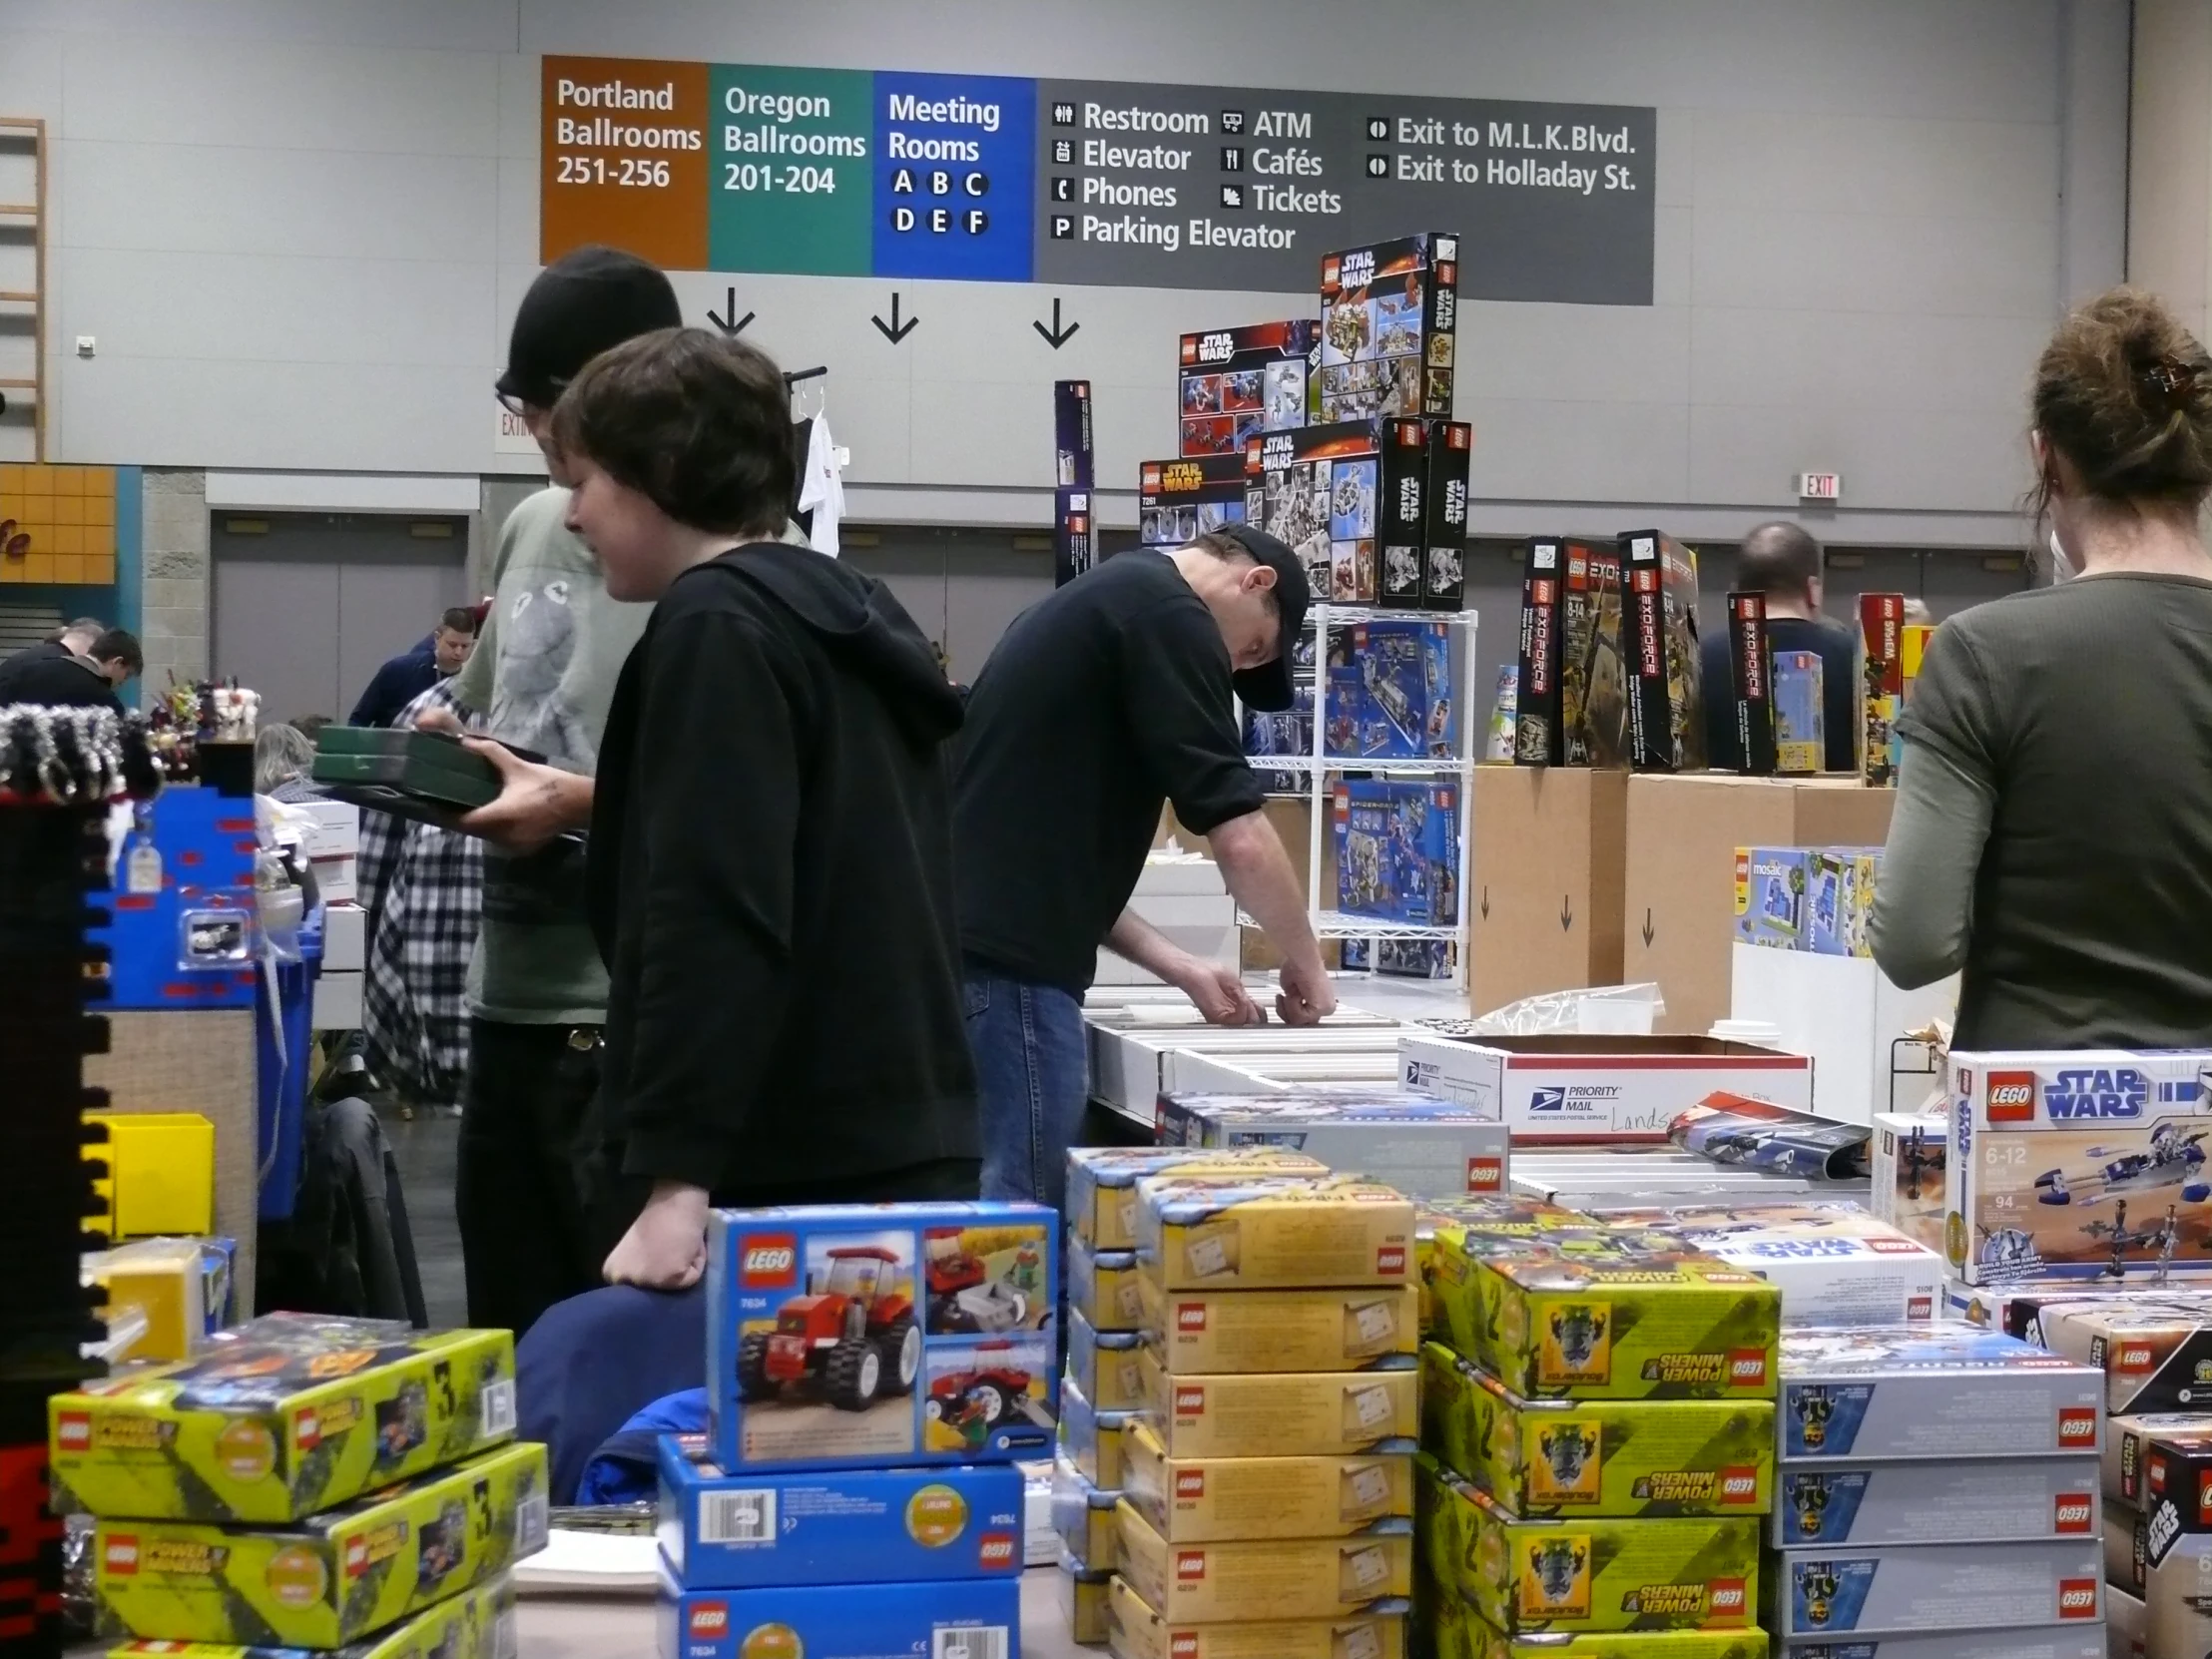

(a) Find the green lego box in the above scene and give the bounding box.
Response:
[1425,1225,1702,1366]
[1415,1198,1597,1341]
[103,1572,514,1658]
[94,1442,547,1648]
[52,1314,517,1523]
[1421,1344,1774,1517]
[1418,1453,1759,1634]
[1425,1573,1769,1659]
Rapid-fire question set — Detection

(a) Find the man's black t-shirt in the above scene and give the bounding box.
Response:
[955,552,1265,993]
[0,648,123,714]
[1700,612,1858,772]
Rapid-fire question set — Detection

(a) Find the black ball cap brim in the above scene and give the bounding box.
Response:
[1221,523,1310,713]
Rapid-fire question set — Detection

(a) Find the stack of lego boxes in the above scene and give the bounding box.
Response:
[51,1312,540,1653]
[1106,1171,1422,1659]
[1415,1212,1780,1657]
[1770,1324,2106,1659]
[668,1202,1059,1659]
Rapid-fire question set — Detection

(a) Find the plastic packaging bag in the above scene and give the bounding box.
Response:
[1456,981,1666,1038]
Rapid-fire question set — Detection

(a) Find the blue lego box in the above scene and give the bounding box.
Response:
[657,1434,1023,1589]
[659,1567,1021,1659]
[706,1204,1057,1473]
[1735,845,1812,948]
[94,784,261,1009]
[1774,649,1825,774]
[1390,781,1459,927]
[1336,780,1399,919]
[1805,847,1882,957]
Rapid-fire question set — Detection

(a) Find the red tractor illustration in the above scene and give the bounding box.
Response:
[923,1231,1030,1334]
[925,1340,1035,1443]
[736,1246,920,1412]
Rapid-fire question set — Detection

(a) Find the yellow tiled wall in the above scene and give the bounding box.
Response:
[0,463,120,585]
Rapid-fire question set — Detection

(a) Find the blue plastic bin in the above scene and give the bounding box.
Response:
[256,904,322,1222]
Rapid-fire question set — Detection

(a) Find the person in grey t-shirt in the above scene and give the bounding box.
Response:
[1873,287,2212,1048]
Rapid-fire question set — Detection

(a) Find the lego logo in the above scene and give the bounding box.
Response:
[1729,1352,1769,1385]
[344,1538,366,1574]
[1710,1582,1746,1611]
[1178,1304,1207,1332]
[295,1408,320,1449]
[979,1535,1016,1566]
[690,1602,730,1636]
[104,1536,139,1574]
[1719,1470,1758,1502]
[1907,1297,1932,1320]
[2057,1581,2097,1617]
[1377,1246,1406,1276]
[1171,1638,1199,1659]
[2200,1470,2212,1522]
[57,1412,89,1449]
[1175,1387,1206,1415]
[2055,1495,2093,1531]
[2118,1344,2156,1372]
[1176,1471,1206,1499]
[1987,1073,2037,1123]
[1176,1550,1208,1582]
[741,1237,798,1287]
[2058,1409,2098,1446]
[1467,1157,1502,1192]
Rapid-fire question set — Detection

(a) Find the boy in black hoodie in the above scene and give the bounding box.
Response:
[537,326,977,1288]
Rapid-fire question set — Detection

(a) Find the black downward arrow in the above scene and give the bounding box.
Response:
[1641,907,1657,948]
[871,292,918,344]
[1560,894,1574,932]
[1478,885,1490,920]
[1033,297,1080,348]
[705,286,753,337]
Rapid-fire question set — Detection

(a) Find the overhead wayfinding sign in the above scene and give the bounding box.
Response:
[541,56,1656,304]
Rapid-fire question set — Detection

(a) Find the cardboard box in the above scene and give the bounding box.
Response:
[1430,1595,1768,1659]
[310,968,364,1031]
[1467,764,1628,1015]
[656,1434,1021,1589]
[1398,1032,1814,1143]
[1057,1373,1136,1492]
[1068,1237,1144,1334]
[1068,1149,1328,1254]
[1422,1343,1774,1516]
[1770,1538,2099,1638]
[1122,1420,1412,1542]
[1139,453,1254,549]
[1140,1280,1419,1374]
[1620,530,1706,773]
[1252,418,1428,607]
[1870,1112,1946,1254]
[1771,650,1825,775]
[1416,1198,1600,1341]
[1178,319,1320,458]
[1724,592,1776,775]
[93,1443,546,1647]
[1107,1569,1407,1659]
[1858,593,1906,787]
[705,1204,1056,1472]
[51,1314,515,1524]
[2033,1299,2212,1412]
[2108,1412,2212,1506]
[1070,1308,1147,1413]
[657,1569,1020,1659]
[1133,1174,1415,1292]
[1052,1453,1121,1571]
[321,901,366,972]
[1623,774,1896,1035]
[309,852,357,905]
[1421,420,1472,612]
[1419,1453,1758,1634]
[1116,1498,1413,1623]
[1514,538,1566,766]
[1586,1202,1942,1328]
[1560,539,1629,767]
[97,1572,517,1659]
[1774,1455,2098,1547]
[1135,1349,1418,1459]
[1777,1325,2104,1460]
[290,798,359,860]
[1157,1092,1507,1202]
[1318,233,1458,423]
[1946,1050,2212,1286]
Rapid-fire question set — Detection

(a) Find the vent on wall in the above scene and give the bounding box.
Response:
[0,601,63,653]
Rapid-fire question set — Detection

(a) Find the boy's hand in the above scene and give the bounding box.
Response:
[457,738,591,852]
[604,1181,711,1290]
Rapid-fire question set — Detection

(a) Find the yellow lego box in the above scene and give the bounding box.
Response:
[1421,1344,1774,1517]
[1139,1279,1419,1375]
[52,1314,517,1523]
[1416,1198,1596,1339]
[1060,1553,1114,1644]
[94,1442,546,1648]
[1137,1348,1418,1459]
[87,1239,217,1364]
[1069,1234,1146,1333]
[1108,1571,1408,1659]
[104,1572,515,1659]
[1116,1498,1412,1624]
[1135,1175,1416,1292]
[1123,1419,1413,1542]
[1425,1580,1769,1659]
[1426,1226,1710,1368]
[1418,1454,1758,1635]
[1068,1149,1328,1252]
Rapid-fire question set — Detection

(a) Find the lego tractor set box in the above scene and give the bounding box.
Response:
[658,1571,1020,1659]
[1947,1048,2212,1287]
[1777,1326,2104,1461]
[705,1204,1056,1473]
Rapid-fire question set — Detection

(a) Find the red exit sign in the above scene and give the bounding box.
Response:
[1798,471,1842,501]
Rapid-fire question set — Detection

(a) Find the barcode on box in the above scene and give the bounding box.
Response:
[701,1489,778,1544]
[494,1608,519,1659]
[932,1627,1009,1659]
[480,1379,517,1438]
[515,1492,550,1556]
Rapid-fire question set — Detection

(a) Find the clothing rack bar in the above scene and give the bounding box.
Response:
[784,365,828,386]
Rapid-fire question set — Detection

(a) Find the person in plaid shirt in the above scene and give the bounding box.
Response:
[358,679,482,1115]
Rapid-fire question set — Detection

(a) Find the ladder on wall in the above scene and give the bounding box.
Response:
[0,116,46,461]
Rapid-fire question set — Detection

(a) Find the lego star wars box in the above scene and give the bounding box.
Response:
[657,1567,1020,1659]
[1773,649,1826,774]
[2114,1433,2212,1659]
[1771,1538,2100,1639]
[1421,420,1472,611]
[1138,454,1253,550]
[1057,1373,1137,1491]
[50,1314,516,1524]
[1561,539,1628,767]
[1871,1113,1945,1255]
[1156,1091,1508,1203]
[2108,1411,2212,1506]
[1319,233,1458,423]
[1779,1634,2105,1659]
[1070,1307,1146,1412]
[1068,1236,1144,1334]
[1250,418,1428,605]
[1108,1570,1408,1659]
[1133,1173,1416,1292]
[1422,1343,1775,1517]
[656,1435,1022,1589]
[102,1574,518,1659]
[1419,1454,1759,1635]
[1135,1348,1419,1459]
[1514,538,1565,766]
[1725,593,1777,776]
[1139,1280,1419,1375]
[1054,485,1096,585]
[1122,1419,1413,1542]
[1117,1497,1414,1623]
[1587,1202,1941,1328]
[1776,1325,2104,1460]
[1858,593,1906,786]
[2032,1298,2212,1413]
[1773,1456,2098,1548]
[1944,1049,2212,1287]
[1621,530,1706,773]
[1067,1149,1328,1254]
[705,1204,1057,1473]
[93,1442,547,1647]
[1322,616,1456,761]
[1178,319,1321,458]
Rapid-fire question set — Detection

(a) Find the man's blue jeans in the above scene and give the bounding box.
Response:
[964,974,1089,1210]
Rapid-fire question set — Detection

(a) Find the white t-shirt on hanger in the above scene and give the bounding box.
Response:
[798,414,846,558]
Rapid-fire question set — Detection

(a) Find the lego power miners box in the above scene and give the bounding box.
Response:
[1157,1091,1507,1203]
[1871,1112,1945,1254]
[1945,1048,2212,1287]
[705,1203,1056,1473]
[1068,1148,1328,1254]
[657,1434,1021,1589]
[1426,1589,1768,1659]
[1122,1419,1413,1542]
[1251,418,1427,605]
[1418,420,1472,612]
[1109,1572,1408,1659]
[1772,1537,2100,1639]
[1423,1223,1696,1364]
[102,1574,517,1659]
[1138,454,1252,550]
[1133,1173,1416,1292]
[1776,1325,2103,1460]
[1136,1348,1419,1459]
[93,1441,546,1647]
[1419,1454,1759,1635]
[1138,1280,1420,1375]
[1513,538,1565,766]
[658,1569,1020,1659]
[1774,1455,2098,1548]
[1621,530,1706,772]
[50,1314,516,1524]
[1589,1202,1941,1328]
[1421,1342,1775,1518]
[1179,319,1321,458]
[1416,1196,1599,1341]
[1117,1497,1414,1622]
[1319,234,1459,423]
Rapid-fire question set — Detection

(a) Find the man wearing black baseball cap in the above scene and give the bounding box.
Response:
[952,525,1337,1207]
